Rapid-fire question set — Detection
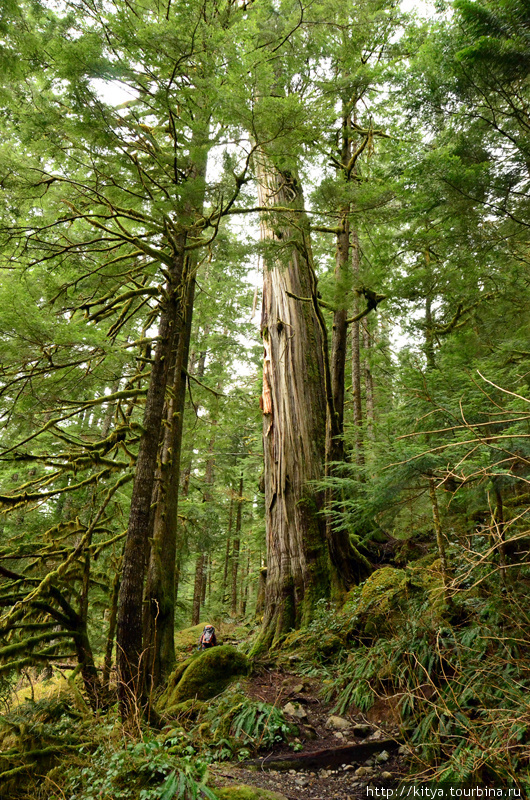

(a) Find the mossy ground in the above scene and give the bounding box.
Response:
[4,564,526,796]
[174,623,210,655]
[215,786,288,800]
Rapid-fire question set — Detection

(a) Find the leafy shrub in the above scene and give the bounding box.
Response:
[196,684,293,761]
[61,735,218,800]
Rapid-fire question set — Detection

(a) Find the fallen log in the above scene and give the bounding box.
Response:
[242,738,400,772]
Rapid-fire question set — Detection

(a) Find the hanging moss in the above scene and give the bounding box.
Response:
[158,646,249,711]
[215,785,288,800]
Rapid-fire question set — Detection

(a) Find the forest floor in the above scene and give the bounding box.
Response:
[209,666,411,800]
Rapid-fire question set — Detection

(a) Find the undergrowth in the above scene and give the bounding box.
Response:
[0,688,221,799]
[285,567,530,789]
[191,683,294,762]
[0,671,295,799]
[58,734,218,800]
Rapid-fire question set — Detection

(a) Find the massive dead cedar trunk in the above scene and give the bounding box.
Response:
[256,158,331,650]
[116,236,186,718]
[142,263,196,693]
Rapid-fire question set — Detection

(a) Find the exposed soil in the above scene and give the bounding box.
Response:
[209,667,411,800]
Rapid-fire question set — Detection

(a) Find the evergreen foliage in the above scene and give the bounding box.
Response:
[1,0,530,791]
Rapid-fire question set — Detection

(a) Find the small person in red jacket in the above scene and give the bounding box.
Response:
[198,623,217,650]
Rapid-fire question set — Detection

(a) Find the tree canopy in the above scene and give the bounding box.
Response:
[1,0,530,791]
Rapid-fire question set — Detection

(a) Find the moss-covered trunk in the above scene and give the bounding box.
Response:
[142,265,196,693]
[103,569,120,688]
[116,237,187,718]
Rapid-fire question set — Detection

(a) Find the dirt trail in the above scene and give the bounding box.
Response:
[210,668,410,800]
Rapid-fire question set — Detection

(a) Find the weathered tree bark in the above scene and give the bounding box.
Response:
[103,568,121,688]
[240,548,250,616]
[255,156,332,650]
[201,553,208,606]
[351,229,365,468]
[423,250,437,371]
[193,389,220,621]
[230,473,244,617]
[429,477,450,601]
[174,554,181,603]
[116,235,187,718]
[142,264,196,693]
[128,119,208,701]
[362,318,375,441]
[492,481,507,588]
[255,567,267,617]
[72,622,102,710]
[325,109,373,592]
[424,294,437,371]
[221,497,234,603]
[244,738,400,772]
[191,552,205,626]
[328,216,350,467]
[101,380,120,439]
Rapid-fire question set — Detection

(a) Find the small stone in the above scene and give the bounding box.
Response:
[398,745,410,756]
[292,683,304,694]
[364,758,374,765]
[382,771,393,779]
[342,764,354,771]
[320,769,329,778]
[283,702,308,720]
[325,715,351,730]
[333,731,344,740]
[310,772,316,777]
[371,729,384,739]
[289,769,297,775]
[296,777,310,787]
[352,723,371,737]
[375,750,390,763]
[355,767,368,777]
